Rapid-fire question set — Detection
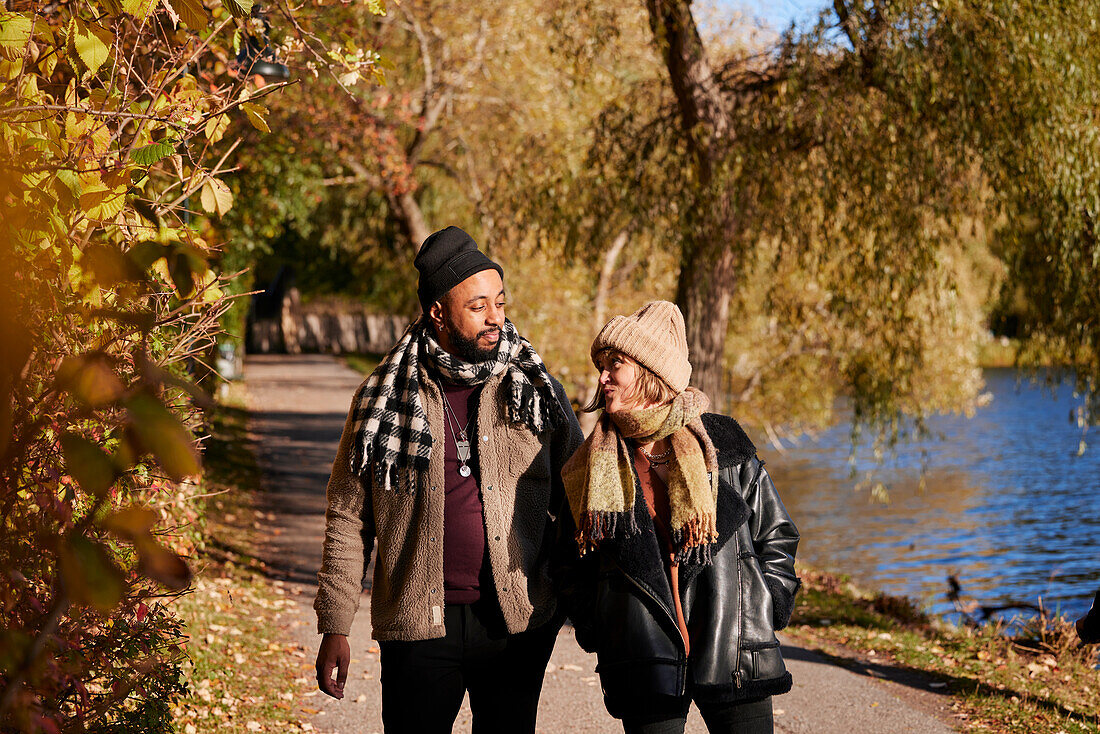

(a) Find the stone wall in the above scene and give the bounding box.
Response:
[247,288,410,355]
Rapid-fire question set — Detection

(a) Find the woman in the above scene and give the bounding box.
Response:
[556,301,800,734]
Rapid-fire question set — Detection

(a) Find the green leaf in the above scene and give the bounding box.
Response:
[70,17,111,78]
[166,0,208,29]
[131,140,176,166]
[222,0,254,18]
[59,535,125,613]
[124,393,201,481]
[366,0,386,15]
[61,434,118,497]
[240,102,270,133]
[122,0,158,19]
[0,12,33,62]
[199,177,233,216]
[56,354,125,407]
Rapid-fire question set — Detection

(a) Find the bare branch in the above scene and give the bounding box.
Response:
[406,18,489,166]
[401,4,435,119]
[321,157,384,188]
[833,0,863,54]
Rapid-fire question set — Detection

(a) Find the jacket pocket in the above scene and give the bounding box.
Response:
[751,643,785,681]
[738,549,779,646]
[508,427,550,478]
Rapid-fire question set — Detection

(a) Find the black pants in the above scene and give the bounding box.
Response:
[378,603,558,734]
[621,695,773,734]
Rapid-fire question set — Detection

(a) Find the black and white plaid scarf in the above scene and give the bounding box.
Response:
[349,317,564,490]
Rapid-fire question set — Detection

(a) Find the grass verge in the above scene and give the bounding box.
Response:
[172,384,317,733]
[789,564,1100,733]
[342,353,381,376]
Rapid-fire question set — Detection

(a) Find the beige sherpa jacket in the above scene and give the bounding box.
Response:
[314,365,583,641]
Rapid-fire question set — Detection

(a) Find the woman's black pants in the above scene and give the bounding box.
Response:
[620,695,774,734]
[377,603,558,734]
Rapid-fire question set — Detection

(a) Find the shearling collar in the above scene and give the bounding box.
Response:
[701,413,756,469]
[605,415,756,610]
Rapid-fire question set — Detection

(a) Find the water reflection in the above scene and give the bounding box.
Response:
[766,368,1100,623]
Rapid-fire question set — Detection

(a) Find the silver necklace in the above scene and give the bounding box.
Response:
[439,385,473,477]
[639,443,672,468]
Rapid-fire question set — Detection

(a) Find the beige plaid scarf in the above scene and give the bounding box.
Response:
[562,388,720,564]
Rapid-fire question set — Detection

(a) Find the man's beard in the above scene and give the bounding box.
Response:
[446,318,501,363]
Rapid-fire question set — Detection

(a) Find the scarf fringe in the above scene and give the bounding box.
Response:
[672,540,717,566]
[670,514,719,566]
[508,386,562,434]
[372,462,425,493]
[577,509,639,555]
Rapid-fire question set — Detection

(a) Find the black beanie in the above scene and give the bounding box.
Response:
[414,226,503,311]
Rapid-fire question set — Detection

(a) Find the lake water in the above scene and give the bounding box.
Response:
[764,368,1100,624]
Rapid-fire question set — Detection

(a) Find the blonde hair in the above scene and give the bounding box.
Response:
[583,348,679,413]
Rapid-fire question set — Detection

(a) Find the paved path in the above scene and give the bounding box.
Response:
[243,354,959,734]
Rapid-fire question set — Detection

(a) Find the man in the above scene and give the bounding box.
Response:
[314,225,583,733]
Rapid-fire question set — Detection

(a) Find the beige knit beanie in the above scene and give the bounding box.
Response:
[590,300,692,393]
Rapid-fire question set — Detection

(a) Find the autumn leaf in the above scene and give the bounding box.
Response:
[240,102,270,133]
[83,244,147,286]
[56,354,125,406]
[168,249,196,296]
[0,12,33,61]
[134,535,192,589]
[80,174,128,221]
[204,114,229,143]
[59,535,126,613]
[97,0,125,15]
[102,505,158,540]
[123,0,159,19]
[200,177,233,216]
[127,241,169,270]
[69,17,112,78]
[124,393,201,480]
[166,0,208,29]
[61,433,118,497]
[222,0,254,18]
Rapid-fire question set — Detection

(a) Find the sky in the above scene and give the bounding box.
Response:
[726,0,831,32]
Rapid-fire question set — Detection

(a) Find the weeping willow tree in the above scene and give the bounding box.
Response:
[510,0,1100,446]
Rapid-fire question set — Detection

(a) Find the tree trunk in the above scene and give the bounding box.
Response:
[579,230,629,435]
[644,0,739,408]
[388,189,432,251]
[675,241,738,408]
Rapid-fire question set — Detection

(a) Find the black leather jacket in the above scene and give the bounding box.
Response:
[554,414,800,717]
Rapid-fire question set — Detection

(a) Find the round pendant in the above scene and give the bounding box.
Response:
[459,464,472,478]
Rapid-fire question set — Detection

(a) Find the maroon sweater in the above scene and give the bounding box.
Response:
[439,381,488,604]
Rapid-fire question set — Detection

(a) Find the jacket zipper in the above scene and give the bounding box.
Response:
[619,566,690,696]
[732,460,766,689]
[734,529,743,689]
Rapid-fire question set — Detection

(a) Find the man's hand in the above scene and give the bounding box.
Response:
[316,633,351,699]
